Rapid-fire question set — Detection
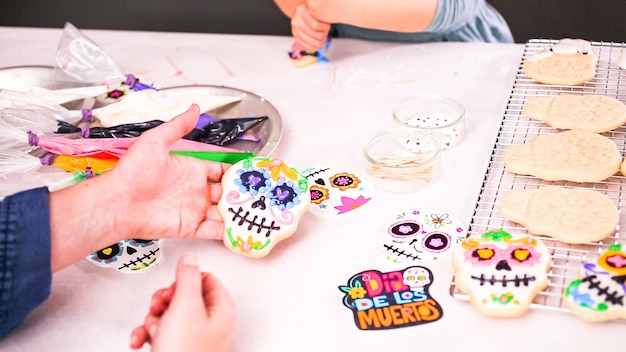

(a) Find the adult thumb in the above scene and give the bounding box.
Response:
[170,252,203,309]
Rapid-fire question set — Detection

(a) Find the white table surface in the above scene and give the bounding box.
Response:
[0,26,622,352]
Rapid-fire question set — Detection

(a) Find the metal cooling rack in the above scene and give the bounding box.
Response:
[449,39,626,318]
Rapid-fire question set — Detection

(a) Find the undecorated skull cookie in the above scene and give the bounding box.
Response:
[452,229,551,318]
[503,129,621,182]
[301,166,375,218]
[86,239,162,274]
[563,244,626,322]
[218,157,310,258]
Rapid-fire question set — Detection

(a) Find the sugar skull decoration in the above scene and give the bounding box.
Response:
[85,239,162,274]
[563,243,626,322]
[218,157,310,258]
[382,209,466,262]
[301,166,375,218]
[452,229,551,317]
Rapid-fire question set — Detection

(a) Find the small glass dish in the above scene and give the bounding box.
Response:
[363,128,441,193]
[392,94,465,149]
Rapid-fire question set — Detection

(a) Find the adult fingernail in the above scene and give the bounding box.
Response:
[182,252,198,267]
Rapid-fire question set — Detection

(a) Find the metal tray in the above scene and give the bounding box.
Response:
[449,39,626,318]
[0,65,282,157]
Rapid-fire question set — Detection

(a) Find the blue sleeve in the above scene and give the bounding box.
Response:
[0,187,52,339]
[427,0,483,32]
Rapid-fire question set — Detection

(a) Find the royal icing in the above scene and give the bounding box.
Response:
[563,244,626,322]
[92,88,245,127]
[453,229,551,317]
[218,157,310,258]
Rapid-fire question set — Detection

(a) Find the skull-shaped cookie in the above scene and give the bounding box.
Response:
[563,243,626,322]
[86,239,162,274]
[301,166,375,218]
[218,157,310,258]
[382,209,466,262]
[452,229,551,317]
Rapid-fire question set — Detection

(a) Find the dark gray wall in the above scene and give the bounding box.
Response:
[1,1,625,43]
[489,0,626,43]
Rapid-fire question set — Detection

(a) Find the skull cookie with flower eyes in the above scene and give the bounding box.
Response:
[563,243,626,322]
[452,229,551,318]
[218,157,310,258]
[85,239,162,274]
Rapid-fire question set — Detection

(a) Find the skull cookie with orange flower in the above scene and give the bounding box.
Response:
[218,157,310,258]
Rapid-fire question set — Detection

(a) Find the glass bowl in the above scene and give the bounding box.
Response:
[363,128,441,193]
[392,94,465,149]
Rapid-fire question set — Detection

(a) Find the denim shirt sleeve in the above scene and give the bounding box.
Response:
[0,187,52,339]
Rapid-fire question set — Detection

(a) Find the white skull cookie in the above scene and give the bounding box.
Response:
[218,157,310,258]
[452,229,551,318]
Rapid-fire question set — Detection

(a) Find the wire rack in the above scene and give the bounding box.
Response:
[449,39,626,318]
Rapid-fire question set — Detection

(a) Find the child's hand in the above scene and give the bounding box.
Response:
[291,3,331,52]
[130,253,237,352]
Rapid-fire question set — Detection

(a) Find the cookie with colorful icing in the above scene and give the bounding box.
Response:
[301,166,375,218]
[500,186,618,244]
[523,38,597,85]
[563,244,626,322]
[218,157,310,258]
[503,129,621,182]
[452,229,552,318]
[523,94,626,133]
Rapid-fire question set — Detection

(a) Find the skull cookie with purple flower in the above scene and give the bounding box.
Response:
[218,157,310,258]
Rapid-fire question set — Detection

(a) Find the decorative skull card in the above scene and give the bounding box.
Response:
[301,166,375,218]
[382,209,467,262]
[86,239,162,274]
[218,157,310,258]
[452,229,552,317]
[563,243,626,322]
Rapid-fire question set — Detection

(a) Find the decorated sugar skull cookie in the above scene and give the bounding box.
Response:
[563,244,626,322]
[86,239,162,274]
[301,166,375,218]
[382,209,466,262]
[218,157,310,258]
[452,229,551,318]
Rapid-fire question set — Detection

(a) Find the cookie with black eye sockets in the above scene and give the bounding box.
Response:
[523,38,597,85]
[217,156,310,258]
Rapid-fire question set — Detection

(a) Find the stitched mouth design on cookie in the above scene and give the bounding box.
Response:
[227,206,281,237]
[470,274,537,287]
[582,275,625,305]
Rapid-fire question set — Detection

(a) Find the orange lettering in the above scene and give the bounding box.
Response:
[357,309,380,329]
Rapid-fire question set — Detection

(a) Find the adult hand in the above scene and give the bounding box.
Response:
[111,104,229,241]
[49,104,229,272]
[291,3,331,52]
[130,253,237,351]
